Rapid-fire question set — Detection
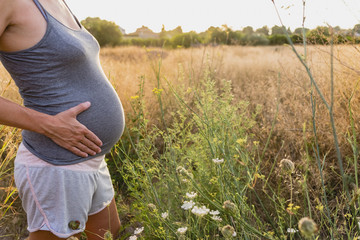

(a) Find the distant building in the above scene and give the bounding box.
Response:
[126,26,159,39]
[119,26,126,35]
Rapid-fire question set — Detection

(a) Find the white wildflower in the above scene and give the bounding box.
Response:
[134,227,144,235]
[287,228,298,233]
[209,210,220,215]
[186,192,197,199]
[212,158,224,164]
[211,215,222,222]
[177,227,188,235]
[233,231,237,237]
[129,235,137,240]
[191,205,210,217]
[181,200,195,210]
[161,212,168,219]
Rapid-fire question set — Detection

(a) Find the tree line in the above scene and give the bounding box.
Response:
[81,17,360,48]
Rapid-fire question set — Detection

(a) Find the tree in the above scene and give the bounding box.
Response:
[256,26,269,36]
[353,24,360,35]
[242,26,254,35]
[81,17,122,47]
[294,27,310,35]
[171,31,201,48]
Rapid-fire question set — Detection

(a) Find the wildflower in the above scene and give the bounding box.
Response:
[186,192,197,199]
[181,200,195,210]
[161,212,168,219]
[298,217,318,238]
[147,203,157,211]
[177,227,188,235]
[233,231,237,237]
[152,87,163,95]
[191,205,210,217]
[130,95,139,100]
[236,138,247,146]
[279,158,295,174]
[212,158,224,164]
[134,226,144,235]
[211,215,223,222]
[129,236,137,240]
[176,166,193,178]
[221,225,235,238]
[210,210,220,215]
[287,228,298,233]
[104,231,113,240]
[223,200,237,212]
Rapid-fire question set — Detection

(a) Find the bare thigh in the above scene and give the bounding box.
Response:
[85,197,121,240]
[28,198,120,240]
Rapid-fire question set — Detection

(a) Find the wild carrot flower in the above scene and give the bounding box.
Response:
[161,212,169,219]
[287,228,298,233]
[221,225,235,238]
[134,226,144,235]
[279,158,295,174]
[211,215,223,222]
[212,158,224,164]
[181,200,195,210]
[177,227,188,235]
[191,205,210,217]
[298,217,318,238]
[186,192,197,199]
[210,210,220,215]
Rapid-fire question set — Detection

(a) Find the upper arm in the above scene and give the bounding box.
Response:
[0,0,15,38]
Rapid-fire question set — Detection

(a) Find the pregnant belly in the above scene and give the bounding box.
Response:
[22,86,125,165]
[77,92,125,148]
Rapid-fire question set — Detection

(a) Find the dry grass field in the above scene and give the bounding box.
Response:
[1,45,360,239]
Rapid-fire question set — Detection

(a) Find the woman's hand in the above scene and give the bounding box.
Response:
[43,102,103,157]
[0,97,102,157]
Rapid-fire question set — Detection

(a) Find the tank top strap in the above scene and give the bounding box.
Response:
[62,0,82,29]
[32,0,48,21]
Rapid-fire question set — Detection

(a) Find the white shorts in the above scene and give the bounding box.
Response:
[14,143,115,238]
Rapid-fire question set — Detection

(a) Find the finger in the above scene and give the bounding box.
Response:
[74,142,97,156]
[68,101,91,116]
[85,131,103,147]
[80,137,102,154]
[68,146,89,158]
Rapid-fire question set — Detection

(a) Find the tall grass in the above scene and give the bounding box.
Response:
[1,43,360,239]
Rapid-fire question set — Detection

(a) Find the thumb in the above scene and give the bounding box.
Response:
[69,101,91,116]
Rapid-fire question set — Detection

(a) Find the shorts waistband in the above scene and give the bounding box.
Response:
[15,143,106,171]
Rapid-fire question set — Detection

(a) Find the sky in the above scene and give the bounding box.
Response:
[66,0,360,34]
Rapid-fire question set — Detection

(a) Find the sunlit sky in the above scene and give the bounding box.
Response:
[66,0,360,34]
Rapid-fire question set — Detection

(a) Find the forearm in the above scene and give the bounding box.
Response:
[0,96,50,134]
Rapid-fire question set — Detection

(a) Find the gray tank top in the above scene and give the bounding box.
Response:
[0,0,125,165]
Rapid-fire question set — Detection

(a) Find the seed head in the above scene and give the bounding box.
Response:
[104,231,113,240]
[298,217,318,238]
[68,220,80,230]
[147,203,157,211]
[223,200,237,212]
[221,225,235,238]
[279,158,295,174]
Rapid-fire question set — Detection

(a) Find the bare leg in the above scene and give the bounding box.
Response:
[85,198,121,240]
